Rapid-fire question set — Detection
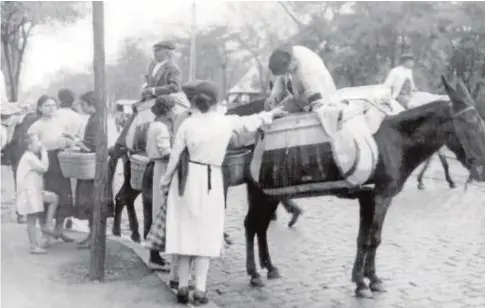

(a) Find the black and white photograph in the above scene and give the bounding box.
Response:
[1,1,485,307]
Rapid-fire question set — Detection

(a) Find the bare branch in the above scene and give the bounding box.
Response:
[278,1,305,29]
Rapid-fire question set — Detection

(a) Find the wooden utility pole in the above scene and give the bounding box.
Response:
[189,1,197,80]
[90,0,108,282]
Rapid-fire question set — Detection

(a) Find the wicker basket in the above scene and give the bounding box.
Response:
[129,154,150,190]
[222,148,252,187]
[58,151,96,180]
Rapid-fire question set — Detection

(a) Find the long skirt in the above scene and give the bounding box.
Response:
[74,179,94,221]
[145,160,169,252]
[44,150,73,220]
[165,162,225,258]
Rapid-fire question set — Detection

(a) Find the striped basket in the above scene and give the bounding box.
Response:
[129,154,150,190]
[58,151,96,180]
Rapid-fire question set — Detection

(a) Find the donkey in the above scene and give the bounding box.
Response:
[227,76,485,298]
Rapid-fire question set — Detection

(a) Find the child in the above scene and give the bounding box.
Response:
[16,133,59,254]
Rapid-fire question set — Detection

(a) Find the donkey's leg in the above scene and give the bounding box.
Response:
[438,153,455,188]
[417,157,432,190]
[125,190,141,243]
[352,191,375,298]
[255,199,280,279]
[364,194,392,293]
[245,181,265,287]
[223,181,232,246]
[245,215,263,287]
[112,186,126,237]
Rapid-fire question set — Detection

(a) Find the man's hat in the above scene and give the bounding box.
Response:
[268,45,293,75]
[399,53,415,62]
[153,40,176,51]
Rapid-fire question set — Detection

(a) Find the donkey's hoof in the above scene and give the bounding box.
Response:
[417,183,425,190]
[369,281,387,293]
[250,276,265,287]
[112,228,121,237]
[355,286,373,298]
[267,268,281,280]
[449,182,456,189]
[131,233,141,243]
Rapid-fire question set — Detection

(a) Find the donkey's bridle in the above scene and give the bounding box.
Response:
[450,104,485,166]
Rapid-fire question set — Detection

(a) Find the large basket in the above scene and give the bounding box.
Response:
[222,148,252,187]
[129,154,150,190]
[58,151,96,180]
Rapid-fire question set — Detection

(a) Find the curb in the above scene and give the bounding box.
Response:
[105,232,221,308]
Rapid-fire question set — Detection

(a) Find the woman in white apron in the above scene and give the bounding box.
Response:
[159,80,287,304]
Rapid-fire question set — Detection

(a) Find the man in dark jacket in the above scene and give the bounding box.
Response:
[141,40,182,102]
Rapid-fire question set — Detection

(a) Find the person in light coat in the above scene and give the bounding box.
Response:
[383,54,417,109]
[267,45,344,141]
[160,80,287,305]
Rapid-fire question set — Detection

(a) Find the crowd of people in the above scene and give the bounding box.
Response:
[13,89,100,252]
[2,36,420,305]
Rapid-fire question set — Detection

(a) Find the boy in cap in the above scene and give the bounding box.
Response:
[384,53,418,108]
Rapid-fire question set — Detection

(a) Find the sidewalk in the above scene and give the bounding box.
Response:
[1,222,182,308]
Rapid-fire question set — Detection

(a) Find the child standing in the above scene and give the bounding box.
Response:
[16,134,59,254]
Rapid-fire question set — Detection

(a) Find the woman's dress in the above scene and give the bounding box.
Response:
[161,110,274,258]
[74,114,100,221]
[144,119,172,251]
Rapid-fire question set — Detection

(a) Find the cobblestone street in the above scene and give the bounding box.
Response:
[204,159,485,308]
[3,153,484,308]
[105,154,485,308]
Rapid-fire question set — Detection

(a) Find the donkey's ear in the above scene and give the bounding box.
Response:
[456,77,476,106]
[442,75,460,103]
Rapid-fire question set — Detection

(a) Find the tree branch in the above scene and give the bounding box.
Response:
[278,2,305,30]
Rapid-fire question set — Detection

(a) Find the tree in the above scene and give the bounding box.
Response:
[1,1,86,102]
[106,38,150,101]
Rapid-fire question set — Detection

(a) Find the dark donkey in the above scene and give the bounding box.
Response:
[228,76,485,298]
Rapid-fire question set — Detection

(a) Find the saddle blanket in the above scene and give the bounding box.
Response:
[250,109,379,199]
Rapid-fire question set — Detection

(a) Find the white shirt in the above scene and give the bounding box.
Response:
[152,60,167,78]
[55,108,88,139]
[384,66,416,99]
[28,117,67,150]
[289,45,337,101]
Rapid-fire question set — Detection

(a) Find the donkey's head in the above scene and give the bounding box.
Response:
[442,76,485,182]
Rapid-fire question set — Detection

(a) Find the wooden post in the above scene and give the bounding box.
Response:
[89,0,108,282]
[189,1,197,80]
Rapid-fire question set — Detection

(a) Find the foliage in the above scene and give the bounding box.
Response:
[37,1,485,115]
[1,1,86,102]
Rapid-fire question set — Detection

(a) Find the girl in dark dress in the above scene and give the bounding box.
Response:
[73,91,100,249]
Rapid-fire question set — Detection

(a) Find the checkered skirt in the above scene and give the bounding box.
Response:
[145,191,168,252]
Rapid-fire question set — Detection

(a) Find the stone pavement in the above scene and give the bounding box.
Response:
[108,153,485,308]
[204,158,485,308]
[4,149,484,308]
[0,222,183,308]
